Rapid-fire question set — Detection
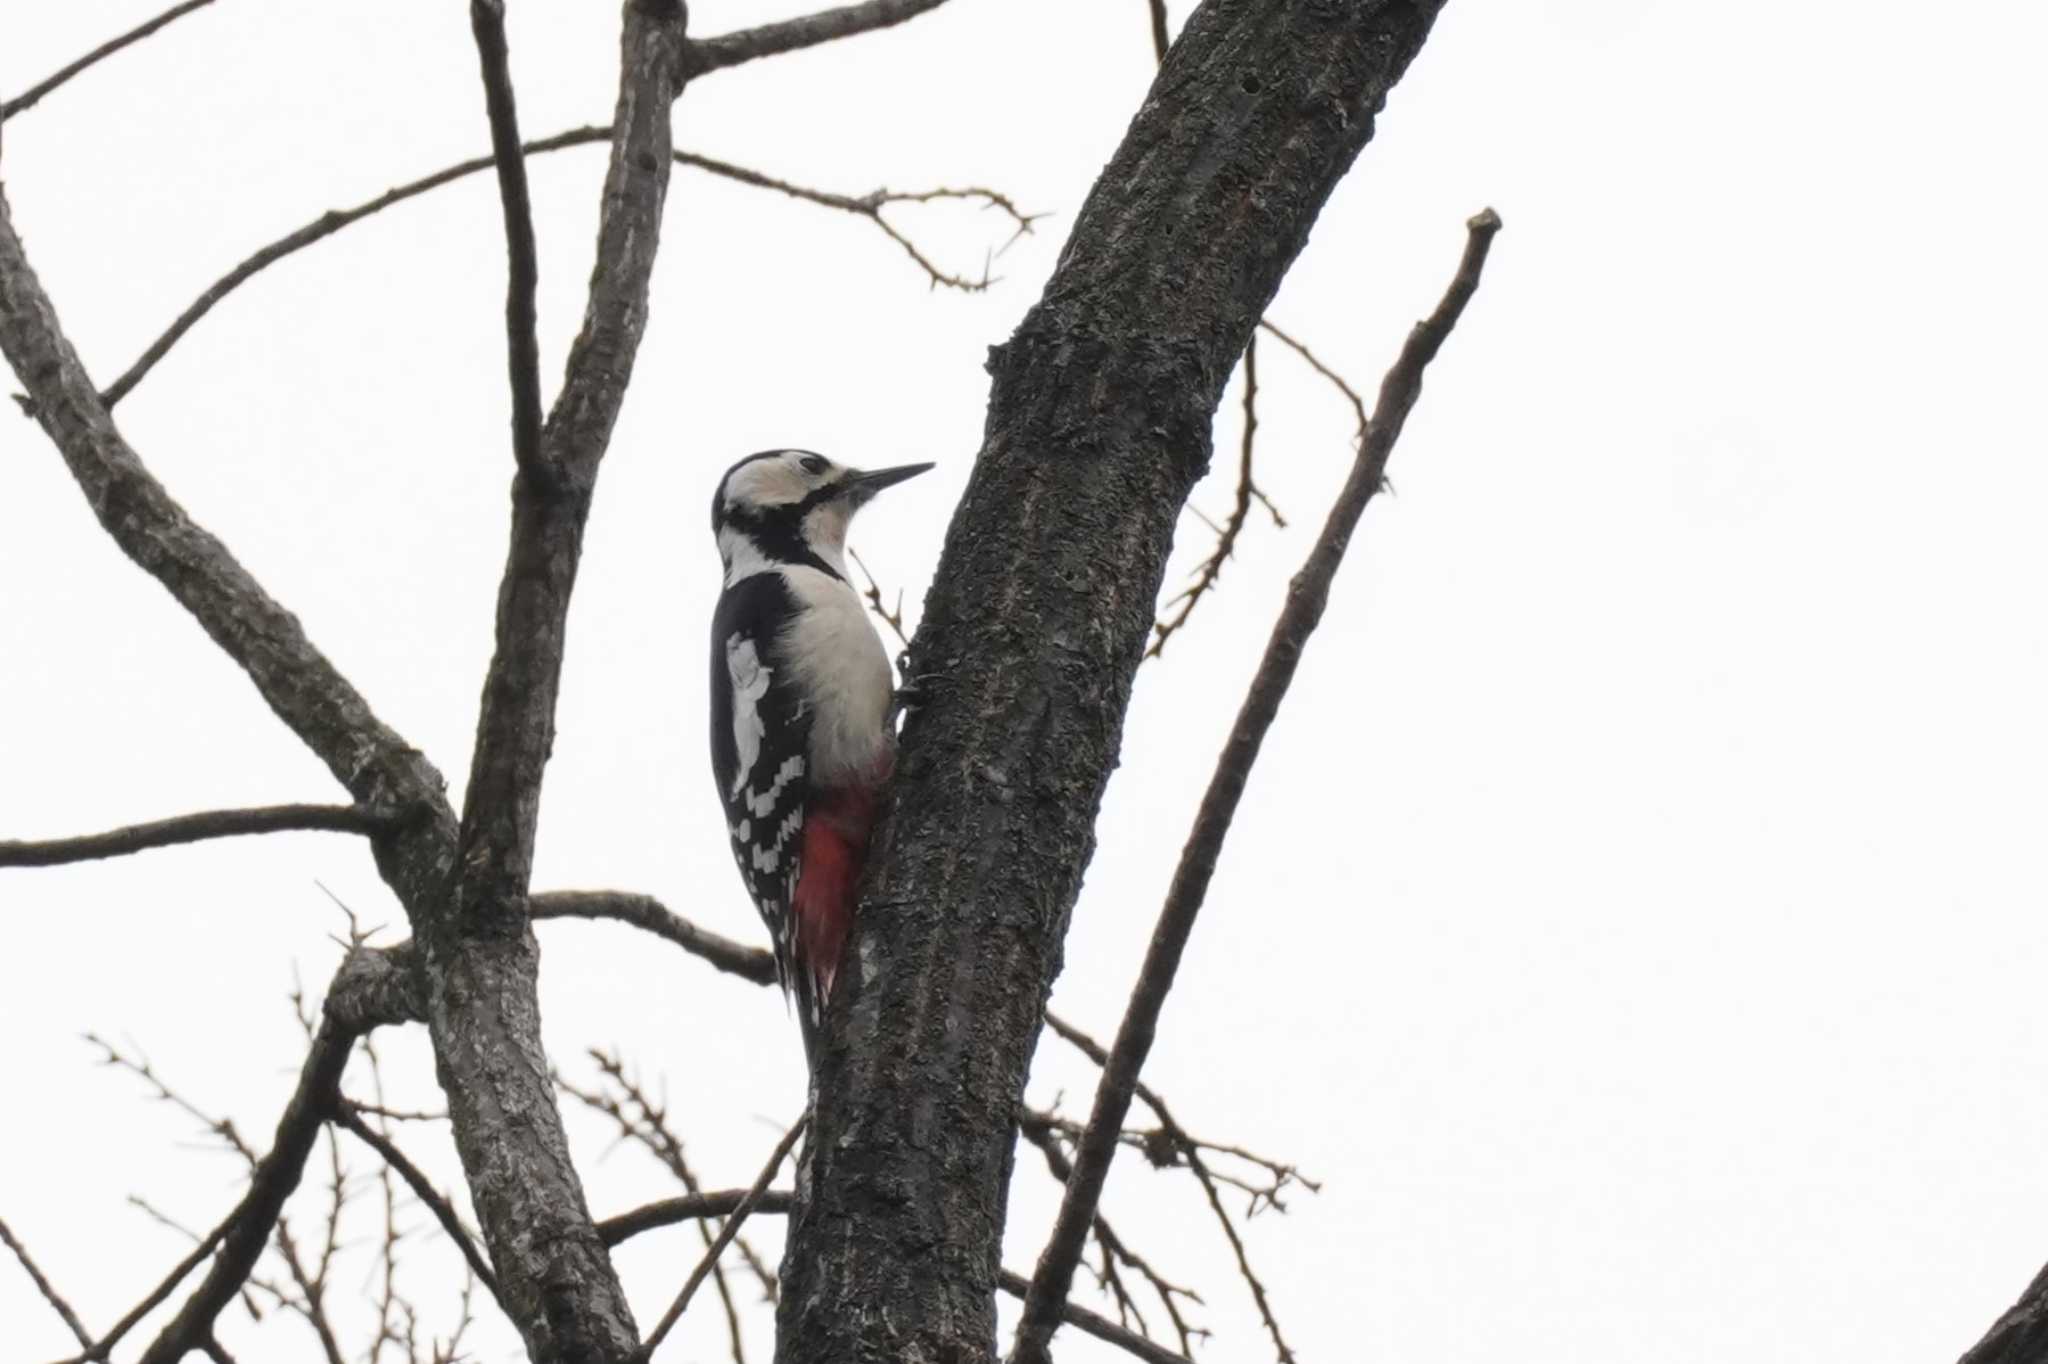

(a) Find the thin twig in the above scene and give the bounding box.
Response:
[332,1106,503,1309]
[84,1035,259,1167]
[467,0,545,476]
[0,803,394,868]
[131,1015,365,1364]
[1145,0,1170,62]
[567,1051,781,1306]
[683,0,954,77]
[1012,210,1503,1364]
[675,149,1039,291]
[1183,1146,1292,1361]
[271,1214,346,1364]
[847,547,910,648]
[0,0,215,122]
[0,1216,91,1348]
[101,128,1030,406]
[1015,1116,1205,1356]
[1148,333,1274,658]
[638,1116,806,1358]
[1257,319,1369,438]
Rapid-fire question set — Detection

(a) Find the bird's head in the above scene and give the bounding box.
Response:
[712,449,933,579]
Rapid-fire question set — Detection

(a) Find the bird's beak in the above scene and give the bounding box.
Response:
[841,462,935,505]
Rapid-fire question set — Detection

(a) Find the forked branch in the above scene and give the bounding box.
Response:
[101,128,1030,406]
[1011,209,1503,1364]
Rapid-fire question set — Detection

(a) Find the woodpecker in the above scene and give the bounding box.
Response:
[709,448,932,1056]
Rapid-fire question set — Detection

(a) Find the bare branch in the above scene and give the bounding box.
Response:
[332,1106,504,1310]
[530,891,776,985]
[0,1,215,122]
[1148,333,1277,659]
[467,0,545,476]
[683,0,953,78]
[847,547,911,649]
[0,803,395,869]
[595,1190,796,1248]
[560,1052,781,1306]
[598,1189,1184,1364]
[1257,318,1369,439]
[638,1117,806,1357]
[100,126,611,407]
[0,188,459,904]
[104,128,1025,405]
[54,1209,229,1364]
[1182,1144,1291,1362]
[674,149,1039,291]
[1012,209,1503,1364]
[133,1015,365,1363]
[270,1212,346,1364]
[84,1034,259,1167]
[998,1271,1190,1364]
[1016,1114,1205,1356]
[0,1216,91,1348]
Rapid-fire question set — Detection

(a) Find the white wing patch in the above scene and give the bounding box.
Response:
[725,633,773,798]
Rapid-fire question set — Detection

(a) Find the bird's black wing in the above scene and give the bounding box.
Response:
[709,573,812,997]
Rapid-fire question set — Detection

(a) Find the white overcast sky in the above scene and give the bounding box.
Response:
[5,2,2048,1361]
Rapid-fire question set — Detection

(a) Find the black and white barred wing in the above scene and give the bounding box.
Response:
[709,575,811,989]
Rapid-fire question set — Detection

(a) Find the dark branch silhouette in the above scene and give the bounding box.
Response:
[0,0,216,122]
[0,803,394,868]
[467,0,545,475]
[683,0,954,77]
[1012,208,1503,1364]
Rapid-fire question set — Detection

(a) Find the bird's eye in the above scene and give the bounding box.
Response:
[799,455,829,476]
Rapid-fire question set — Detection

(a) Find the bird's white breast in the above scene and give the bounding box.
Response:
[776,565,893,785]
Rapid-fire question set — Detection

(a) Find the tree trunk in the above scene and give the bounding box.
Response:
[774,3,1450,1361]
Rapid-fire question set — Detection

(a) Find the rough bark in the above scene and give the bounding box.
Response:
[775,3,1449,1362]
[1962,1262,2048,1364]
